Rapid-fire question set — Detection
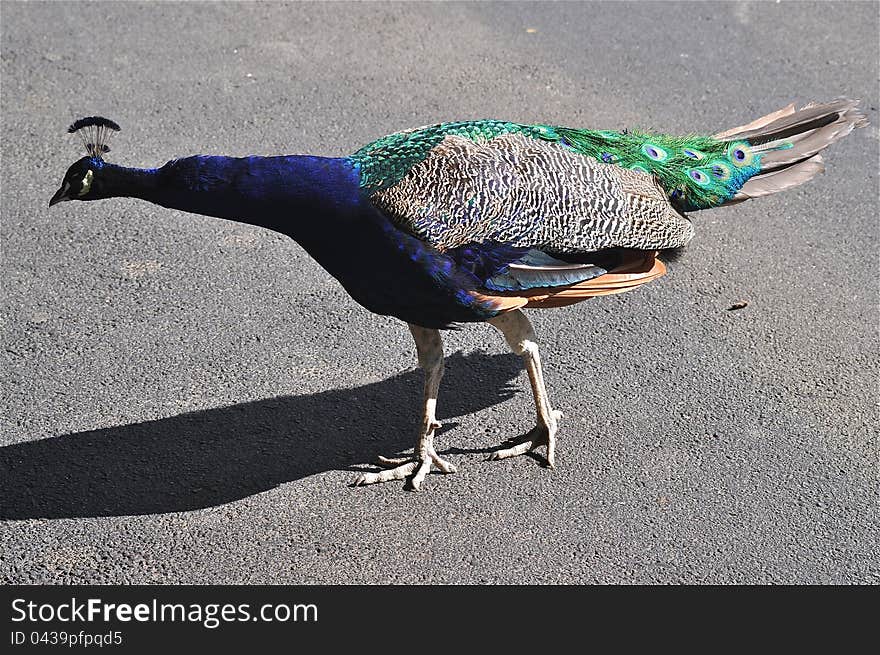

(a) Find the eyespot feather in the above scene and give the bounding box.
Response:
[727,141,755,167]
[642,143,668,161]
[687,168,711,186]
[709,161,732,181]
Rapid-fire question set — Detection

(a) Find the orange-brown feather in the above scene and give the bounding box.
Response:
[471,251,667,313]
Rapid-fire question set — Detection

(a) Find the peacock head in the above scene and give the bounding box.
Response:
[50,156,109,206]
[49,116,120,207]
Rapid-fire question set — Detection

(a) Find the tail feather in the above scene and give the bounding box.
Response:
[733,154,825,202]
[713,103,796,140]
[715,98,866,145]
[715,98,867,206]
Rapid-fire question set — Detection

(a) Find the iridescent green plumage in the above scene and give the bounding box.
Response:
[350,119,772,212]
[549,128,764,211]
[351,121,551,193]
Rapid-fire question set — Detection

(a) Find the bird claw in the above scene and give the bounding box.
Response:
[353,448,457,490]
[487,409,562,468]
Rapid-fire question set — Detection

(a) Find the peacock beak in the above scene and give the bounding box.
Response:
[49,182,71,207]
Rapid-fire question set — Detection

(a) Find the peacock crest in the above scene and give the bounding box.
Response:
[68,116,121,160]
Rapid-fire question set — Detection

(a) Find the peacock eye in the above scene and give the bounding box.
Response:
[641,143,668,161]
[727,141,755,167]
[710,161,732,181]
[687,168,711,186]
[78,169,94,196]
[683,148,705,160]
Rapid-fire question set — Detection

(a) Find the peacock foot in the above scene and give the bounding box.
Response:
[353,450,456,491]
[353,421,457,490]
[487,410,563,468]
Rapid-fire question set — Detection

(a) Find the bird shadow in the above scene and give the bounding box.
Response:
[0,352,522,520]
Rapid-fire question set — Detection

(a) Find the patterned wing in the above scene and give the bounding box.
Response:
[363,131,694,254]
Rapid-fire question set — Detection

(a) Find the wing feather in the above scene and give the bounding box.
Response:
[368,132,694,254]
[472,251,667,311]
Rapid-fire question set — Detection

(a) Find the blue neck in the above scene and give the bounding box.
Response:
[97,155,363,233]
[91,154,501,327]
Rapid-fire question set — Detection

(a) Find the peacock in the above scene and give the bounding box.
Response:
[50,99,867,490]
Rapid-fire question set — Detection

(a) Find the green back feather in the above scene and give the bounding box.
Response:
[351,120,772,212]
[351,121,548,194]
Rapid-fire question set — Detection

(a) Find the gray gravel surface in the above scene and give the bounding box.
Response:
[2,1,878,584]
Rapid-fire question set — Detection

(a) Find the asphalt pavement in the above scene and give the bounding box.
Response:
[2,1,878,584]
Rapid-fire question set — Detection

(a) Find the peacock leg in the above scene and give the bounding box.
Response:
[487,310,563,468]
[353,324,457,490]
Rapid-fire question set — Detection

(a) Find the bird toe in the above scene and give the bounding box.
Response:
[351,459,419,488]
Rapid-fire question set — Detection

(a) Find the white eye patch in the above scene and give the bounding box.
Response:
[77,169,94,196]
